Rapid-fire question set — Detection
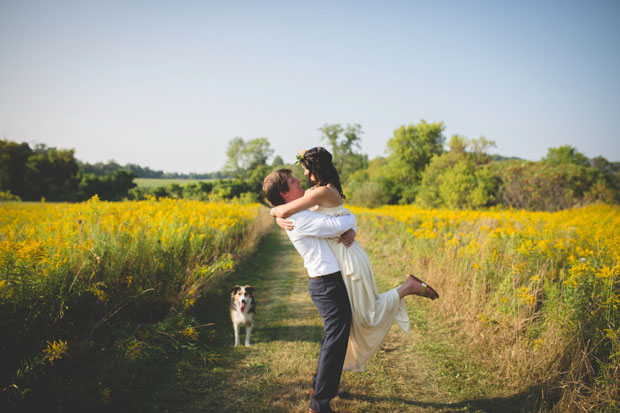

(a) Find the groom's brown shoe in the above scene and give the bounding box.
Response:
[308,409,318,413]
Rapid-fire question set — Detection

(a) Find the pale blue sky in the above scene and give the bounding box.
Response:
[1,0,618,173]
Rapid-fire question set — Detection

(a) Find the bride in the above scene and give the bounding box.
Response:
[270,146,438,372]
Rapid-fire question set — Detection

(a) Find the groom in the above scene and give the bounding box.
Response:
[263,168,355,413]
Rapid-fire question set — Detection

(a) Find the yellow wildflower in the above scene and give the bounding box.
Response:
[43,340,68,364]
[182,327,199,341]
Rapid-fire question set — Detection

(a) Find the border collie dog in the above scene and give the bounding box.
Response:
[230,285,255,347]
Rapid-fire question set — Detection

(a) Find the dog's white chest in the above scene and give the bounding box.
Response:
[231,309,252,324]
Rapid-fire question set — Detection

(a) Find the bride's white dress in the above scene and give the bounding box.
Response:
[312,204,410,372]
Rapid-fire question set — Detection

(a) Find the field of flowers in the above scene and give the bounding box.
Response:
[350,204,619,411]
[0,197,270,409]
[2,197,617,410]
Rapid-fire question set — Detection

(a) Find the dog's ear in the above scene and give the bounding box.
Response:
[230,285,240,295]
[244,286,253,295]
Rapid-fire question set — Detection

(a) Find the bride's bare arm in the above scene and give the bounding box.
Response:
[270,187,334,218]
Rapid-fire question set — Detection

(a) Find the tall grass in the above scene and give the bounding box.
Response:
[350,204,619,411]
[0,197,270,410]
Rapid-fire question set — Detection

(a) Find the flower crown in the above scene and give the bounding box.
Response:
[294,150,307,166]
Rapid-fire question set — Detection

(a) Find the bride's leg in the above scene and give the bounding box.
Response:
[396,276,419,298]
[396,275,439,300]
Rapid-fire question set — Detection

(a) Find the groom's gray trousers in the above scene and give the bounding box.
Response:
[308,270,352,412]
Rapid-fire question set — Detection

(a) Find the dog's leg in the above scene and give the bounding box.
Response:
[244,321,253,347]
[234,322,240,347]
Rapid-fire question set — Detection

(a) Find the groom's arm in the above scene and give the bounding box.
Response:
[291,210,357,239]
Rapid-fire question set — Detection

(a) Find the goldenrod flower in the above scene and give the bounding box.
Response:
[182,327,199,341]
[43,340,68,364]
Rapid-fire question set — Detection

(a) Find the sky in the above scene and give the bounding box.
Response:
[1,0,619,173]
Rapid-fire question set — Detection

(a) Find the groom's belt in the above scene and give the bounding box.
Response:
[313,270,342,279]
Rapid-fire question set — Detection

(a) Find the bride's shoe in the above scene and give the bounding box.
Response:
[408,275,439,300]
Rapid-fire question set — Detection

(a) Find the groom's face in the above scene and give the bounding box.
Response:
[281,175,304,203]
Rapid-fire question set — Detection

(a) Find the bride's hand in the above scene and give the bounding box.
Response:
[276,217,294,231]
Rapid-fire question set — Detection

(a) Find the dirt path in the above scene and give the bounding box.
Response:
[149,226,532,412]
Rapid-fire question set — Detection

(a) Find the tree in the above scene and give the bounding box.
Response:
[448,135,467,155]
[345,156,395,206]
[417,135,498,209]
[543,145,589,167]
[77,170,136,201]
[590,156,620,203]
[437,160,497,209]
[25,144,80,201]
[182,181,214,200]
[211,179,253,200]
[222,137,275,178]
[494,161,580,210]
[243,137,274,170]
[0,140,33,198]
[447,135,496,163]
[124,163,164,178]
[384,120,446,203]
[223,137,246,177]
[271,155,284,168]
[469,136,496,164]
[318,123,368,184]
[386,121,446,180]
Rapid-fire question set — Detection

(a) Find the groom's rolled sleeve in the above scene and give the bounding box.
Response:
[292,210,357,238]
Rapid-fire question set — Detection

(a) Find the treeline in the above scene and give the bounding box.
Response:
[127,137,288,202]
[3,121,619,210]
[341,121,619,210]
[144,127,369,204]
[0,141,232,202]
[0,140,135,201]
[129,179,259,203]
[0,138,281,203]
[79,160,228,180]
[215,121,619,211]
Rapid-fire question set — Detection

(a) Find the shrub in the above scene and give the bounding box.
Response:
[348,181,389,208]
[418,150,498,209]
[492,160,609,211]
[0,190,20,201]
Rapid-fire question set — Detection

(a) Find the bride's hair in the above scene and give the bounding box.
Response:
[299,147,345,199]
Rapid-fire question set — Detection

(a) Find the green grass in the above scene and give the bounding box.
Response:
[122,225,546,412]
[134,178,214,188]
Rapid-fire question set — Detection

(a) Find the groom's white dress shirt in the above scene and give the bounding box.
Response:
[285,209,357,277]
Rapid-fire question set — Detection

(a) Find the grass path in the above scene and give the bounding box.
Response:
[149,226,538,412]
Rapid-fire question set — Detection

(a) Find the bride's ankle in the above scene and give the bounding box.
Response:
[396,283,409,299]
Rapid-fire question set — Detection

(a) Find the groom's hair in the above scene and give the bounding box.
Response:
[262,168,292,206]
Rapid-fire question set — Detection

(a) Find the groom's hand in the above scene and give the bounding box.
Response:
[338,229,356,248]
